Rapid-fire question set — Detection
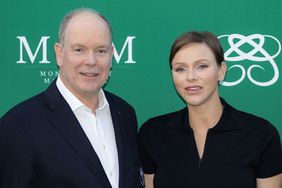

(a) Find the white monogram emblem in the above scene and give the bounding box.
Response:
[218,34,281,86]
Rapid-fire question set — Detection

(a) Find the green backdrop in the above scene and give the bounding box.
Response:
[1,0,281,138]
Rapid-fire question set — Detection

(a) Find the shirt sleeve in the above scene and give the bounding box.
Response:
[256,124,282,178]
[138,122,157,174]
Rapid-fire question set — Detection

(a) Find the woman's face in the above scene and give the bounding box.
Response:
[171,42,226,107]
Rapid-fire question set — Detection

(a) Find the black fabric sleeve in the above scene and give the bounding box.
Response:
[256,124,282,178]
[138,121,157,174]
[0,114,35,188]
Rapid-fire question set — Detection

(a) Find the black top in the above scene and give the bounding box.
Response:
[138,99,282,188]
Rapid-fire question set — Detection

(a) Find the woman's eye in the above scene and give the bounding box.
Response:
[174,67,187,73]
[198,64,208,70]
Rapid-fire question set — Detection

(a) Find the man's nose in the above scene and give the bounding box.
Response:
[86,51,96,65]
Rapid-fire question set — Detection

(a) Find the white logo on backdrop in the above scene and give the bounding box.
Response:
[16,36,136,84]
[17,36,136,64]
[218,34,281,87]
[17,36,51,64]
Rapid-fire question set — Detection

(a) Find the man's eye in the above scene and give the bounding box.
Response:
[73,48,85,54]
[96,48,109,54]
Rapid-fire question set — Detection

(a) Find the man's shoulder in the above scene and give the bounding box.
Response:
[104,90,133,109]
[3,92,46,118]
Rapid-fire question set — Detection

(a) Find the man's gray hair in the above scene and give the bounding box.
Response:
[58,8,112,45]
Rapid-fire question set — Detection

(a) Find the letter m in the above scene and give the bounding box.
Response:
[17,36,50,64]
[113,36,136,64]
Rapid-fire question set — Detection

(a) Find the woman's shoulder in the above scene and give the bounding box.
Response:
[139,107,187,133]
[225,101,280,139]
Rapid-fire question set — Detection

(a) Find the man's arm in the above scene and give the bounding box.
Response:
[0,114,34,188]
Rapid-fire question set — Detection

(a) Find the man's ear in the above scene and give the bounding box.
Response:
[54,43,63,67]
[110,44,114,59]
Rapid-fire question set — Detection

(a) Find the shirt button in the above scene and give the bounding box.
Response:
[102,145,106,149]
[109,172,113,177]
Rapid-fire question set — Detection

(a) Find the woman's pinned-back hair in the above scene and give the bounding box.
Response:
[169,31,225,69]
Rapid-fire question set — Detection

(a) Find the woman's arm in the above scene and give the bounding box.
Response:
[144,174,154,188]
[257,174,282,188]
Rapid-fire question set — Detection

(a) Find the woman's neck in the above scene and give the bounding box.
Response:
[188,97,223,131]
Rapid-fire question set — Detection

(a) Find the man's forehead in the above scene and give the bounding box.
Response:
[68,12,107,27]
[64,13,110,38]
[60,11,112,46]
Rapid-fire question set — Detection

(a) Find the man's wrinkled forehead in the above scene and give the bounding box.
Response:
[60,10,112,45]
[67,13,109,33]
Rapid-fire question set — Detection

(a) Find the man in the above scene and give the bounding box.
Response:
[0,8,144,188]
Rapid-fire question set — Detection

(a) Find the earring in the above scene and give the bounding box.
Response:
[218,79,224,85]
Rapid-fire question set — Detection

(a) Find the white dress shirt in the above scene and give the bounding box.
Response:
[56,77,119,188]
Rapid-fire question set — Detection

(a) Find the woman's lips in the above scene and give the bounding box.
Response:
[185,86,202,94]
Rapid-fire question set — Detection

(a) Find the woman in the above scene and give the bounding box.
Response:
[138,31,282,188]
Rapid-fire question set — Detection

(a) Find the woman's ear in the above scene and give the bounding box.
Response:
[219,61,227,81]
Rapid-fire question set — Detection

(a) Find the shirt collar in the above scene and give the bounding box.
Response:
[211,98,244,131]
[56,76,109,112]
[97,89,109,111]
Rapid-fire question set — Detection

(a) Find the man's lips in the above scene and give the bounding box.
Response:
[80,72,99,77]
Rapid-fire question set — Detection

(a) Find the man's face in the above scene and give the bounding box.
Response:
[55,12,113,101]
